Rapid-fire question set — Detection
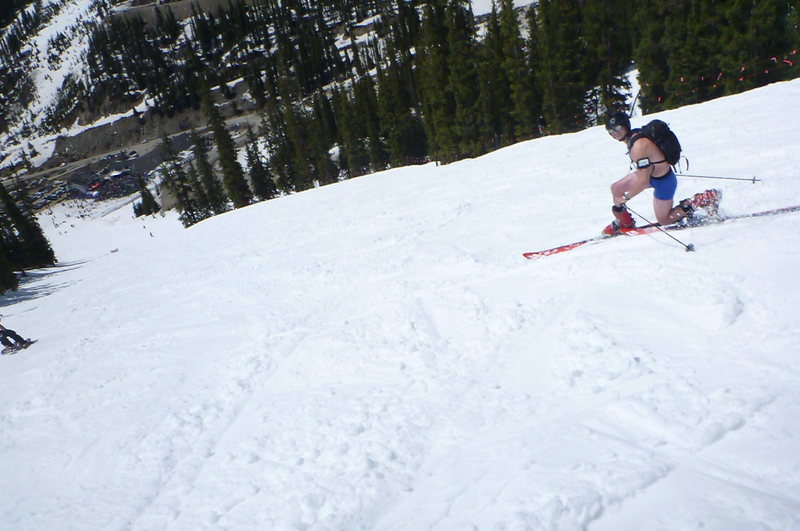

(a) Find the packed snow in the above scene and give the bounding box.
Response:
[1,79,799,530]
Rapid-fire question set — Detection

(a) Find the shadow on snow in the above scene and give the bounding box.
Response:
[0,261,87,310]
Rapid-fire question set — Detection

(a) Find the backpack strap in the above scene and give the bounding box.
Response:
[626,128,643,151]
[627,129,666,166]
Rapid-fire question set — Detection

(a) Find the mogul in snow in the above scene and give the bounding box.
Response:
[603,111,720,236]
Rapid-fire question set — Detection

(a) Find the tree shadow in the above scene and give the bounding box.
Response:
[0,261,87,309]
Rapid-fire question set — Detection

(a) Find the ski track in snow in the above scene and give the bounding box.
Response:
[1,80,800,530]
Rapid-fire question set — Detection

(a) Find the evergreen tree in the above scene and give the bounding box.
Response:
[416,0,457,162]
[536,0,590,133]
[154,5,181,45]
[498,0,535,141]
[282,97,315,191]
[663,0,710,107]
[158,133,205,227]
[313,89,339,147]
[524,5,545,136]
[133,176,161,217]
[581,0,632,121]
[185,161,211,216]
[446,0,482,157]
[790,3,800,73]
[377,57,427,165]
[245,63,267,108]
[271,61,318,191]
[261,92,299,190]
[0,249,18,294]
[307,95,339,186]
[0,215,21,293]
[190,130,229,215]
[245,128,278,200]
[0,215,21,268]
[334,89,370,177]
[0,182,55,269]
[476,5,507,150]
[719,0,794,92]
[203,90,253,208]
[354,74,388,172]
[630,3,670,112]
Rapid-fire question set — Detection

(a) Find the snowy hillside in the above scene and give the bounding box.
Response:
[1,80,800,530]
[0,0,104,165]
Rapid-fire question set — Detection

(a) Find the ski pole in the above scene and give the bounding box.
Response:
[629,90,640,117]
[624,204,695,252]
[679,173,761,184]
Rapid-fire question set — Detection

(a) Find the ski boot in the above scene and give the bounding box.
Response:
[674,198,699,226]
[690,189,722,218]
[602,205,635,236]
[1,344,18,355]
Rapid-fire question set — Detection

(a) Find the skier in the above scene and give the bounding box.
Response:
[0,320,31,353]
[602,111,720,235]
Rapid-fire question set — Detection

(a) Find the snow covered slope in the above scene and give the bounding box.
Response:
[0,0,104,167]
[1,79,800,530]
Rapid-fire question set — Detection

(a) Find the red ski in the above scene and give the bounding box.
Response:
[522,224,660,260]
[522,205,800,260]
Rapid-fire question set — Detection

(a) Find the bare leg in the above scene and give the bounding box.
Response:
[654,197,689,225]
[610,172,639,207]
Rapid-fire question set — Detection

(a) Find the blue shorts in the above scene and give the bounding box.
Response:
[650,169,677,200]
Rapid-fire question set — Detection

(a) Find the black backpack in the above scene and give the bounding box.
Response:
[628,119,682,166]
